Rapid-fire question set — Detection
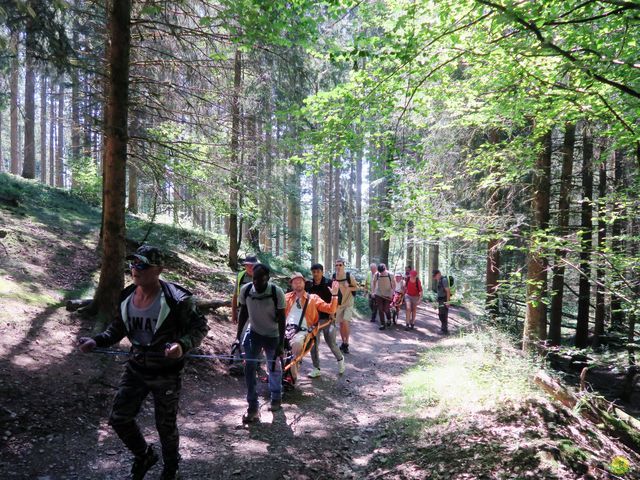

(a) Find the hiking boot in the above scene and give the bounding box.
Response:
[129,445,158,480]
[337,358,346,375]
[308,368,322,378]
[160,466,180,480]
[242,408,260,423]
[379,325,386,330]
[269,399,282,412]
[340,343,350,354]
[404,325,411,331]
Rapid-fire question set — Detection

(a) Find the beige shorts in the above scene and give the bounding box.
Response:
[336,304,354,323]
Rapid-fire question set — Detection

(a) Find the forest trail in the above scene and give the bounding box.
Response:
[0,299,465,480]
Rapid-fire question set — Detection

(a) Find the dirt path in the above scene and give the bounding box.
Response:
[0,302,463,479]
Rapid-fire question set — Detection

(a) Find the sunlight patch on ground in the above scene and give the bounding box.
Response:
[402,330,537,416]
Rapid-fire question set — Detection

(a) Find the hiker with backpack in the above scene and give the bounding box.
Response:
[306,264,346,378]
[372,263,396,330]
[231,255,257,324]
[364,262,378,323]
[78,245,209,480]
[332,258,359,354]
[284,272,340,386]
[229,254,266,379]
[236,263,287,423]
[432,269,451,334]
[390,272,406,325]
[404,269,423,330]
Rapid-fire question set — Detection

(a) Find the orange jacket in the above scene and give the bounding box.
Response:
[284,291,337,329]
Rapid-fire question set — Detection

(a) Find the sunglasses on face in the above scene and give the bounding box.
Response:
[335,264,344,267]
[129,261,153,271]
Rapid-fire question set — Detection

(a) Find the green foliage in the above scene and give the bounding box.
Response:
[69,156,102,206]
[402,327,538,414]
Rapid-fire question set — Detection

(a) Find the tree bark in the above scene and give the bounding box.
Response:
[406,221,415,269]
[610,150,625,328]
[39,73,47,183]
[428,243,439,291]
[523,130,553,350]
[549,123,576,345]
[49,81,56,186]
[311,171,319,263]
[55,81,65,188]
[91,0,131,320]
[0,109,3,172]
[22,22,36,180]
[576,123,594,347]
[70,30,81,188]
[228,49,242,269]
[355,148,363,269]
[127,163,137,213]
[10,32,20,175]
[323,162,333,268]
[594,147,607,345]
[332,161,340,263]
[486,238,500,318]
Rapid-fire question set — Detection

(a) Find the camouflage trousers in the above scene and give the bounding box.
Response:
[108,362,182,468]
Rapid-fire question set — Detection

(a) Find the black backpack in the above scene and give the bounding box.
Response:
[243,283,278,312]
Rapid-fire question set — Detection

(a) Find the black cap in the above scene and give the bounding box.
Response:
[243,255,258,265]
[126,245,164,266]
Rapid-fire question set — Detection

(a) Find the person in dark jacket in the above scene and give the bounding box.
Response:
[78,245,209,480]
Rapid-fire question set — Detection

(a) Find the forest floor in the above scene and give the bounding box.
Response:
[1,174,639,479]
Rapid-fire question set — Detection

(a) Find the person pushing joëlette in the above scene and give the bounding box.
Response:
[78,245,208,480]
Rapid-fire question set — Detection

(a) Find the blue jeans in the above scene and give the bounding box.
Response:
[243,329,282,409]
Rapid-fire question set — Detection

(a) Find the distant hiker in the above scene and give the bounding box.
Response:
[404,265,412,284]
[373,263,395,330]
[364,262,378,323]
[236,263,286,422]
[306,264,345,378]
[433,269,451,334]
[284,272,340,385]
[404,269,423,330]
[332,258,359,354]
[391,272,405,324]
[78,245,208,480]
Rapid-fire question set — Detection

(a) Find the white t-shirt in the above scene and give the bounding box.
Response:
[286,297,307,330]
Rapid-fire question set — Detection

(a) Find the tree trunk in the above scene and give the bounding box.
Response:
[91,0,131,320]
[486,238,501,318]
[55,81,65,188]
[594,147,607,346]
[355,148,363,269]
[523,130,553,350]
[10,32,20,175]
[576,123,594,347]
[549,123,576,345]
[428,243,439,291]
[228,50,242,269]
[332,161,340,263]
[610,150,625,328]
[127,163,137,213]
[287,165,302,264]
[39,73,47,183]
[49,81,56,186]
[0,110,3,172]
[311,171,319,263]
[323,162,333,268]
[71,30,81,188]
[347,161,355,264]
[368,156,377,263]
[406,221,415,269]
[22,23,36,179]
